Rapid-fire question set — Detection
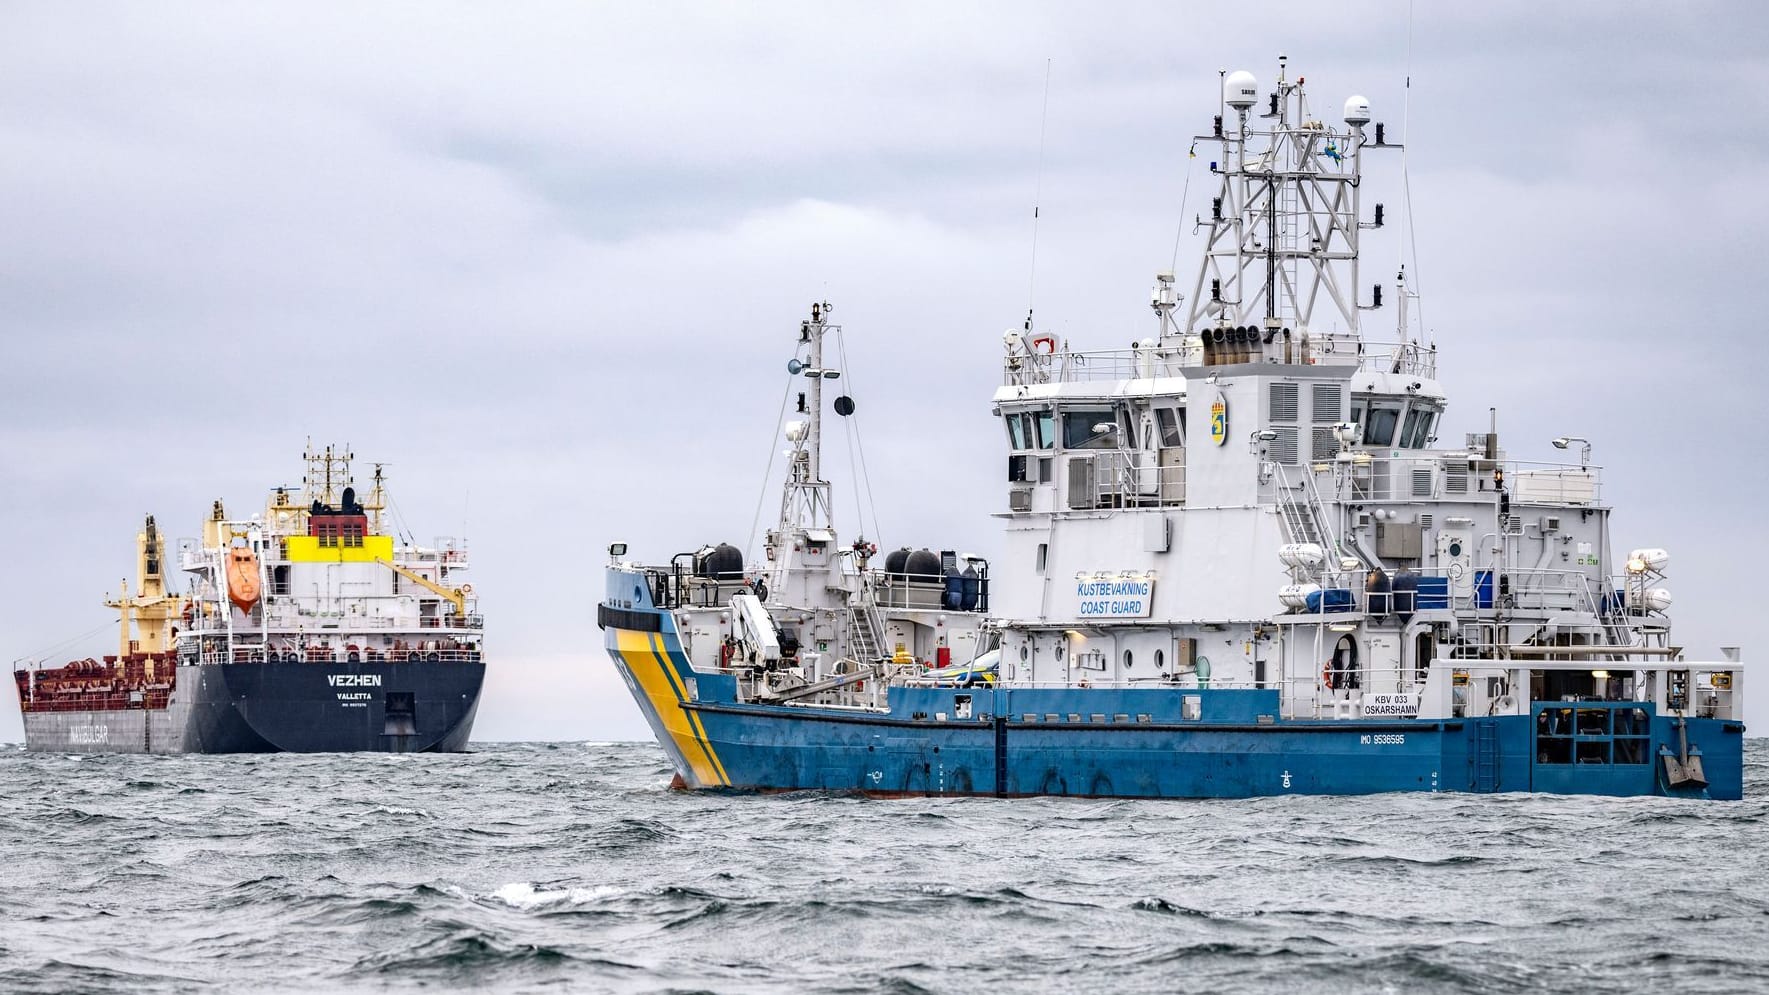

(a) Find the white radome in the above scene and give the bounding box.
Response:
[1225,70,1258,109]
[1343,94,1371,125]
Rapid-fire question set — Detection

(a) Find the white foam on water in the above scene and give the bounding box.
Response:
[489,881,621,909]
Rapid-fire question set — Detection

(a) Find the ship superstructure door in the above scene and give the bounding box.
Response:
[1437,528,1473,603]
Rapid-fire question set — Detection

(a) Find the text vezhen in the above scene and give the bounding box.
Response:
[328,674,383,688]
[1075,579,1154,619]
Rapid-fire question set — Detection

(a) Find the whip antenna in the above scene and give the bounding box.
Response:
[1399,0,1427,345]
[1026,58,1052,332]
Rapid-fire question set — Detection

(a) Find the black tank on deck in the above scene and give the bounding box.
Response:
[883,547,912,575]
[694,543,744,580]
[904,548,941,580]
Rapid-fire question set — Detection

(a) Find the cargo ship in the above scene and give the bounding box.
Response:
[12,445,485,752]
[599,57,1745,798]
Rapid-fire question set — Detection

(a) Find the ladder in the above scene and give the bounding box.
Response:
[1272,463,1337,556]
[1473,719,1500,792]
[846,605,887,664]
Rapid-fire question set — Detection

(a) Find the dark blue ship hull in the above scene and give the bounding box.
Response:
[182,660,484,753]
[603,592,1743,800]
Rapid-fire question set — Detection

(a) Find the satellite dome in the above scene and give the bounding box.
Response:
[1224,70,1258,110]
[1343,95,1372,126]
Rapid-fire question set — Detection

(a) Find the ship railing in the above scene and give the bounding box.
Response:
[16,687,174,713]
[1298,334,1437,378]
[1003,345,1200,386]
[1326,452,1602,505]
[256,609,485,631]
[1065,451,1186,510]
[1278,564,1635,620]
[999,333,1442,388]
[631,563,991,615]
[1411,657,1743,723]
[404,542,470,566]
[179,548,220,572]
[190,645,484,665]
[871,571,990,613]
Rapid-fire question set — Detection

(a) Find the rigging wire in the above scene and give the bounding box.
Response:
[833,326,883,544]
[386,490,416,546]
[23,619,125,663]
[744,370,798,562]
[1168,142,1199,276]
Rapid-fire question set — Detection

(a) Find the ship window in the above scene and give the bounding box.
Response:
[1155,408,1183,447]
[1123,649,1134,669]
[1155,648,1166,671]
[1063,409,1115,449]
[1006,412,1030,450]
[1402,409,1437,449]
[1363,405,1400,446]
[1035,411,1055,450]
[1036,543,1048,574]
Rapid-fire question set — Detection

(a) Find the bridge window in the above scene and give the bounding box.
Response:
[1063,409,1116,450]
[1035,411,1054,450]
[1400,407,1438,449]
[1155,408,1184,447]
[1006,412,1030,450]
[1363,405,1401,446]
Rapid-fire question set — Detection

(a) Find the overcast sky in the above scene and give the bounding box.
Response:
[3,2,1765,743]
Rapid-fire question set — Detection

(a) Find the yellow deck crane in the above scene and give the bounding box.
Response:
[376,559,469,619]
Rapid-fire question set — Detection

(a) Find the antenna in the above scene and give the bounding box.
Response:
[1025,58,1052,333]
[1399,0,1427,347]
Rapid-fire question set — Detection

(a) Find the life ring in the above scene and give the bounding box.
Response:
[1322,661,1334,689]
[1029,334,1058,356]
[460,584,473,596]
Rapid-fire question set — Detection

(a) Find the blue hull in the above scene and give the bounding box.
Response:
[602,595,1743,800]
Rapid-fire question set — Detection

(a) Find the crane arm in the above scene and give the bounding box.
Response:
[376,558,466,618]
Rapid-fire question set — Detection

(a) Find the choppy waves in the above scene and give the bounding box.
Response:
[0,742,1765,993]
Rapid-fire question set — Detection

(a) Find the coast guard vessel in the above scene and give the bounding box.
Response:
[601,59,1745,798]
[12,445,485,752]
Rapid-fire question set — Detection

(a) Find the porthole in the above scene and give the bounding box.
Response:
[1019,645,1029,661]
[1124,649,1134,669]
[1155,649,1166,671]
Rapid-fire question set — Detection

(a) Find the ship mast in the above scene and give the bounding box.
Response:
[302,441,354,511]
[1180,55,1389,357]
[105,514,182,663]
[778,302,837,534]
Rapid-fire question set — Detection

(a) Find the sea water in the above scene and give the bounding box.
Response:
[1,741,1764,993]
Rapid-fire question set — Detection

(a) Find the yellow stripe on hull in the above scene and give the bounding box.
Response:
[609,627,726,787]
